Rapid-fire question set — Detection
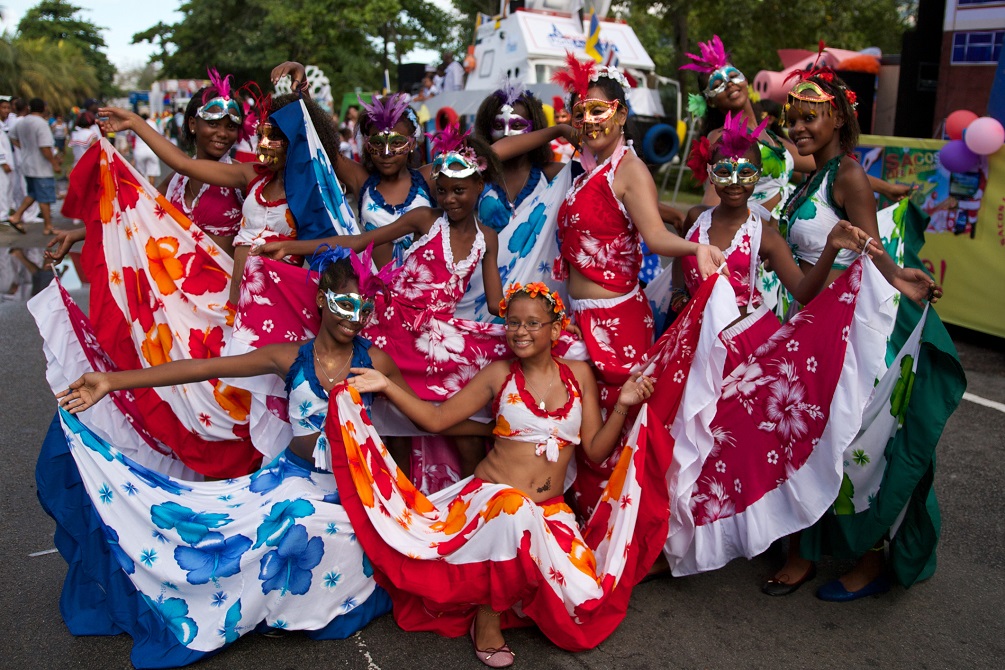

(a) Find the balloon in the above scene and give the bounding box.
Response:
[964,116,1005,155]
[946,110,978,140]
[939,140,980,173]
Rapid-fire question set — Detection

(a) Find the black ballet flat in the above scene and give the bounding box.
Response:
[761,564,817,597]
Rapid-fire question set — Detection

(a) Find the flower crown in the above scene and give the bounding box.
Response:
[552,52,631,107]
[427,123,487,178]
[358,92,421,139]
[498,282,570,331]
[309,243,402,304]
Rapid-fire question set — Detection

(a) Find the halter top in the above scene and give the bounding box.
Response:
[477,164,545,233]
[285,338,373,438]
[781,156,857,269]
[491,360,582,462]
[166,155,245,237]
[555,141,642,293]
[234,171,297,250]
[359,168,433,262]
[682,206,770,313]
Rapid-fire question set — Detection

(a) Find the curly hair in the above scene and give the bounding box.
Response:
[317,256,358,293]
[473,91,551,166]
[799,74,860,154]
[568,75,638,144]
[269,93,343,167]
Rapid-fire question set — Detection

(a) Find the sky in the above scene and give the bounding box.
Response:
[0,0,450,71]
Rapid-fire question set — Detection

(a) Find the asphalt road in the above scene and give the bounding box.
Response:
[1,237,1002,669]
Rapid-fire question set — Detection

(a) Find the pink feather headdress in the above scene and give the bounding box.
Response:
[718,111,769,160]
[679,35,729,74]
[203,67,234,103]
[552,52,597,102]
[350,243,402,304]
[426,123,487,177]
[358,93,411,134]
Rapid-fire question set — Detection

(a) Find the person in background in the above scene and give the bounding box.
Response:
[131,113,163,185]
[7,97,60,235]
[51,114,68,153]
[441,51,466,92]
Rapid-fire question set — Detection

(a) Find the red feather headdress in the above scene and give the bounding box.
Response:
[552,52,597,102]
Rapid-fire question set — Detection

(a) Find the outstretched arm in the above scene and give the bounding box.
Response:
[57,343,297,413]
[491,125,576,162]
[480,228,503,316]
[98,107,255,189]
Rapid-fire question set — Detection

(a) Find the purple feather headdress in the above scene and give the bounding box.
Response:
[717,111,769,160]
[679,35,730,74]
[350,243,402,304]
[358,93,411,134]
[495,77,529,106]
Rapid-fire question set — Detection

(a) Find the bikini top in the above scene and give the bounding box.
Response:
[555,140,642,293]
[681,205,769,314]
[491,360,582,462]
[166,155,245,237]
[781,155,857,269]
[285,337,373,437]
[477,164,546,233]
[358,168,433,261]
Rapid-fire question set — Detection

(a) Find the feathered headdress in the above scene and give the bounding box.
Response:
[552,52,597,102]
[686,136,713,184]
[238,81,265,141]
[204,67,234,104]
[718,111,769,160]
[679,35,729,74]
[308,244,353,284]
[349,243,403,305]
[783,41,858,114]
[784,41,834,86]
[495,77,529,107]
[426,123,487,178]
[358,93,412,135]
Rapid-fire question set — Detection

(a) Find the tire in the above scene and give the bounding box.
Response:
[642,123,680,165]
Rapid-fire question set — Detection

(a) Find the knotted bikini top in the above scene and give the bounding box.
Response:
[491,360,582,462]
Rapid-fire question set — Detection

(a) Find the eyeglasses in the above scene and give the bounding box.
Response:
[707,158,761,186]
[704,66,746,98]
[323,290,375,323]
[504,319,556,332]
[571,98,619,129]
[364,132,414,156]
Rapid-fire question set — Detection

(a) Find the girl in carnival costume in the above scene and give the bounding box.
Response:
[40,248,429,668]
[98,90,344,305]
[493,53,727,516]
[257,125,509,485]
[762,62,964,601]
[332,280,715,665]
[270,62,435,269]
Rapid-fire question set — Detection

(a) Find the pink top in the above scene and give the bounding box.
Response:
[166,157,244,237]
[492,360,582,462]
[555,142,642,293]
[681,207,766,313]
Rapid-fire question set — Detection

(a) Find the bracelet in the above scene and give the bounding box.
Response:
[611,405,628,416]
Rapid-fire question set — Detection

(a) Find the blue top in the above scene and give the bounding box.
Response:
[477,164,545,232]
[285,337,374,437]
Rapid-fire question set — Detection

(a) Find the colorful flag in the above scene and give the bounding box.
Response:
[585,11,602,63]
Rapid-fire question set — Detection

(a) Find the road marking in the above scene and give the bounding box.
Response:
[353,631,381,670]
[29,548,58,557]
[963,392,1005,414]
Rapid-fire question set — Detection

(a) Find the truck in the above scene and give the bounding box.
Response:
[413,0,684,165]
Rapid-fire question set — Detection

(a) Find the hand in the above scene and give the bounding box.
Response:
[56,373,112,414]
[828,220,882,255]
[565,322,583,338]
[51,159,62,175]
[347,368,390,394]
[46,228,85,262]
[251,241,290,260]
[695,243,727,279]
[616,372,655,409]
[270,61,308,91]
[96,107,138,134]
[893,267,942,305]
[881,182,913,202]
[1,164,11,174]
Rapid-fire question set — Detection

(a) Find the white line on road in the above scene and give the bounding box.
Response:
[29,548,58,557]
[963,392,1005,414]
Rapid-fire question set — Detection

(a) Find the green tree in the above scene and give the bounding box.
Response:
[0,34,100,111]
[133,0,459,99]
[16,0,117,97]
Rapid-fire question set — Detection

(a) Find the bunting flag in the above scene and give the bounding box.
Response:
[270,99,360,252]
[56,140,260,479]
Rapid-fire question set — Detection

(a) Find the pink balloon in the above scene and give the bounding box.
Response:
[946,110,978,141]
[964,117,1005,156]
[939,140,980,173]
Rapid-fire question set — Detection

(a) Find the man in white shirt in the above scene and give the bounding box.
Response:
[0,96,13,222]
[8,97,60,234]
[440,51,466,92]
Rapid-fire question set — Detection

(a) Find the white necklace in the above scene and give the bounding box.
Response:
[524,363,557,411]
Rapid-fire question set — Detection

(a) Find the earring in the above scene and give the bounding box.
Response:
[604,126,610,135]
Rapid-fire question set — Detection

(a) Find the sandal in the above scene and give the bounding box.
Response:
[8,220,26,234]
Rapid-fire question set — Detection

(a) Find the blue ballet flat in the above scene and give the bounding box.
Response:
[816,575,892,602]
